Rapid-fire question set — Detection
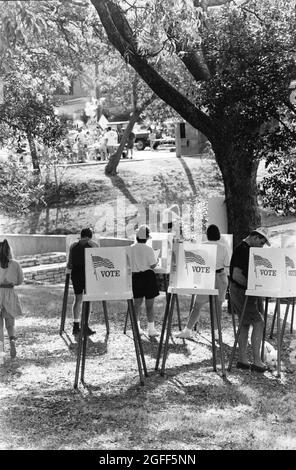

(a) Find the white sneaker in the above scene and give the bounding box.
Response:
[148,328,160,337]
[175,329,192,339]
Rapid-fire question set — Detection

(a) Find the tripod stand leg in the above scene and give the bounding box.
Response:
[80,302,90,385]
[59,273,70,335]
[102,301,110,336]
[228,296,248,372]
[209,296,217,372]
[261,297,269,361]
[276,299,282,378]
[129,299,148,377]
[155,293,171,371]
[280,302,290,347]
[127,299,145,384]
[74,301,86,389]
[290,298,295,334]
[212,295,226,378]
[160,294,176,376]
[270,302,277,339]
[123,308,129,335]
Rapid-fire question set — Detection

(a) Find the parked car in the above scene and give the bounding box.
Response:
[107,121,161,150]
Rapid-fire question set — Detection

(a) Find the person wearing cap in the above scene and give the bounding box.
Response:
[175,224,230,339]
[161,204,182,240]
[130,225,160,337]
[229,227,271,372]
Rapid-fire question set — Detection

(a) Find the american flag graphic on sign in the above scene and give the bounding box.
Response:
[253,254,272,269]
[185,251,206,265]
[91,255,115,270]
[285,256,295,269]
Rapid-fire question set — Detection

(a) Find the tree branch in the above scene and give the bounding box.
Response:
[91,0,217,142]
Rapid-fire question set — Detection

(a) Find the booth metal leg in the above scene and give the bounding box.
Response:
[227,296,248,371]
[102,301,110,336]
[175,295,182,331]
[128,299,148,377]
[123,308,129,335]
[261,297,269,361]
[80,302,91,384]
[59,273,70,336]
[211,296,226,378]
[276,299,282,377]
[127,299,146,384]
[160,294,176,376]
[74,301,87,389]
[280,302,291,347]
[155,293,172,371]
[209,296,217,372]
[270,301,277,339]
[290,298,295,334]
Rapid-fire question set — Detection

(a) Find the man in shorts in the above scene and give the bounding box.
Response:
[229,227,271,372]
[130,225,160,337]
[67,228,99,336]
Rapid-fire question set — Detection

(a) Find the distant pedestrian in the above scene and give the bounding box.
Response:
[148,127,156,150]
[104,126,118,157]
[127,131,135,159]
[0,239,23,360]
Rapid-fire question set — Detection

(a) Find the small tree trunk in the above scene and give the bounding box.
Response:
[105,109,141,176]
[27,133,40,174]
[215,145,261,246]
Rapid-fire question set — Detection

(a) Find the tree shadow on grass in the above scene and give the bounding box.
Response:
[177,156,198,196]
[107,174,138,205]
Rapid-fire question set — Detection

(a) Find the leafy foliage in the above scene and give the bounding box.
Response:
[0,161,45,216]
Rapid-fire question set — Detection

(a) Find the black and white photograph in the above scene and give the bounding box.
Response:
[0,0,296,454]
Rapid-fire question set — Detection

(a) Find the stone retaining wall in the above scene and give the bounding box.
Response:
[23,262,66,284]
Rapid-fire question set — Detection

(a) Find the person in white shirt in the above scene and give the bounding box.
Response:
[0,239,24,359]
[130,225,160,337]
[104,126,118,157]
[175,224,230,339]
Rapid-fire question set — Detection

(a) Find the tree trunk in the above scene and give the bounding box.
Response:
[215,144,261,246]
[26,133,40,174]
[105,108,141,176]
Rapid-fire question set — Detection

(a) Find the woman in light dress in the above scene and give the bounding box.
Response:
[0,239,23,359]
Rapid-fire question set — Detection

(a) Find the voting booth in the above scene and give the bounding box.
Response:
[147,232,174,274]
[156,241,226,378]
[60,234,101,336]
[74,247,147,388]
[228,247,296,377]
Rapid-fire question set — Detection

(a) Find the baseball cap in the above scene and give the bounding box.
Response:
[253,227,271,246]
[136,224,151,240]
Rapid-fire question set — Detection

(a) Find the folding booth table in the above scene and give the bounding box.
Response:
[228,247,296,377]
[155,241,226,377]
[73,246,147,388]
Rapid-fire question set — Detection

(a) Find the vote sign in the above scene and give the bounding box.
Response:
[170,241,217,290]
[247,248,296,296]
[84,247,132,300]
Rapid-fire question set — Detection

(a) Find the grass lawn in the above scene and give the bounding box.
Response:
[0,283,296,450]
[1,150,296,451]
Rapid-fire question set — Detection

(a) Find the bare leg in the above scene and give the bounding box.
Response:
[251,319,266,367]
[134,297,143,321]
[186,301,205,330]
[5,317,15,339]
[0,315,4,344]
[72,294,83,322]
[238,324,250,364]
[145,298,155,323]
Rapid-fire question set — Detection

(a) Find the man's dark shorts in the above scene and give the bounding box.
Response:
[71,269,85,295]
[132,270,159,299]
[230,282,263,326]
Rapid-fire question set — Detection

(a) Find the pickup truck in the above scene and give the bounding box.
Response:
[107,121,162,150]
